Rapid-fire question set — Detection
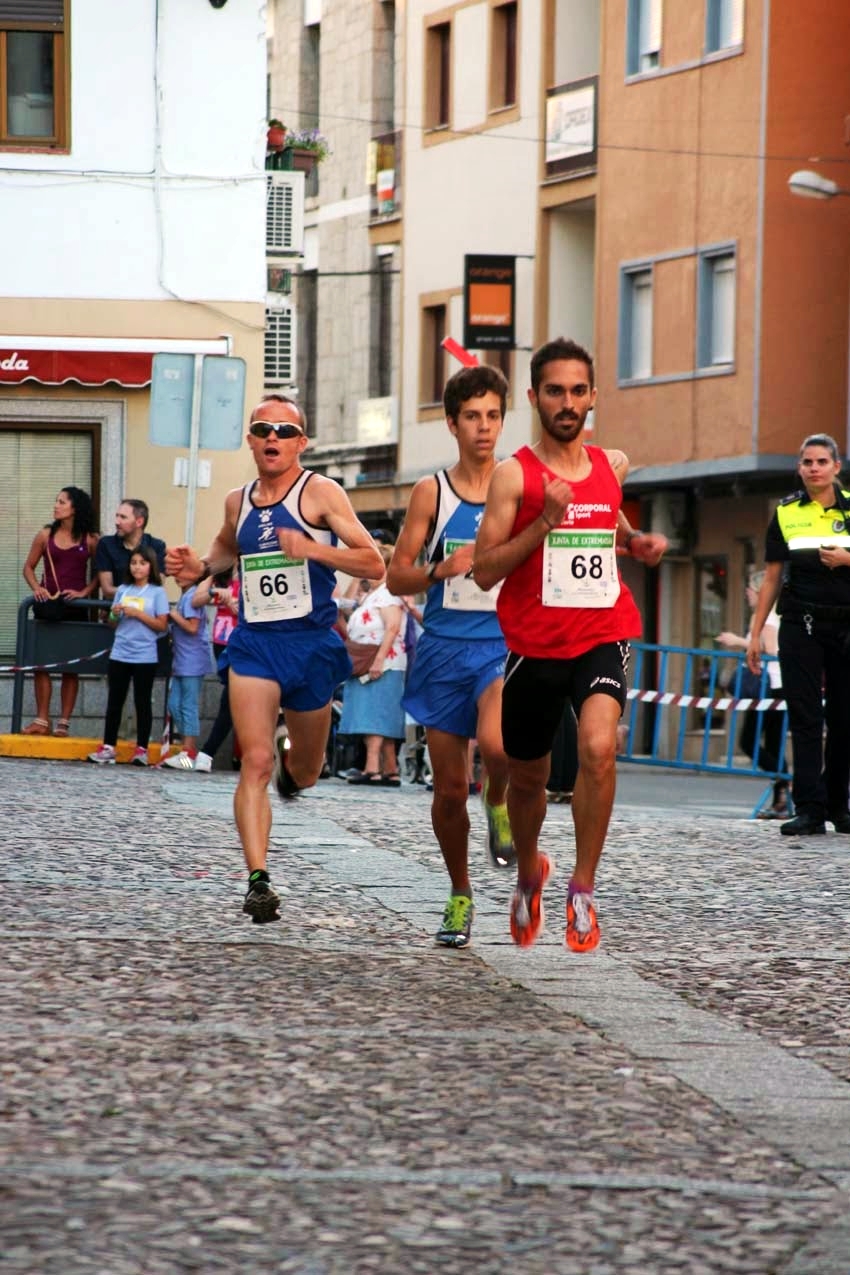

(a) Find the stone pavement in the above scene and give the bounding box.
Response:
[1,759,849,1274]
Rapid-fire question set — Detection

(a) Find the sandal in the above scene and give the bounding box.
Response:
[381,773,401,787]
[347,771,382,785]
[54,718,71,737]
[22,718,51,735]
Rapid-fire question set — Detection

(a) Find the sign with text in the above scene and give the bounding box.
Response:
[463,255,515,351]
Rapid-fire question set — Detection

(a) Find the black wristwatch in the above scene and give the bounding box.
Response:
[426,561,440,582]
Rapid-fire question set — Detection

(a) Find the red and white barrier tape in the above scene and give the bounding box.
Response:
[0,648,111,675]
[627,688,787,712]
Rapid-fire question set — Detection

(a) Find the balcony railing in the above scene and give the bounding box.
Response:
[545,76,598,179]
[368,130,402,219]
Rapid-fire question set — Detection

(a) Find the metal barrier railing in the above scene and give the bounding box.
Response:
[10,597,171,734]
[618,640,791,819]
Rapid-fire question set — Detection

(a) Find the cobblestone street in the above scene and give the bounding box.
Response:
[2,759,849,1274]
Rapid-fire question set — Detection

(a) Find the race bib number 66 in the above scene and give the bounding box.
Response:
[240,551,312,622]
[542,528,620,609]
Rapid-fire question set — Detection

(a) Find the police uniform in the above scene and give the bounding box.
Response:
[766,483,850,824]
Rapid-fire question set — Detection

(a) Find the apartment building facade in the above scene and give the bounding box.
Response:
[266,0,849,646]
[0,0,267,654]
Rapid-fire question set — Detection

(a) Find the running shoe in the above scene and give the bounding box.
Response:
[162,750,196,770]
[566,890,601,953]
[87,745,116,765]
[274,733,300,799]
[193,751,213,773]
[242,874,281,924]
[509,853,552,948]
[435,893,474,948]
[482,781,515,868]
[129,747,149,767]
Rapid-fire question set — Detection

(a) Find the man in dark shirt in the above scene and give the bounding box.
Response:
[95,499,167,601]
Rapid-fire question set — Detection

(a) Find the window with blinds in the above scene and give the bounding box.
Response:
[0,428,94,656]
[0,0,68,148]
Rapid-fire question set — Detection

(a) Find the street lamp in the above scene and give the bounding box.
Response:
[788,169,850,200]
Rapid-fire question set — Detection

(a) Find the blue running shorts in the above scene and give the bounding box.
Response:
[223,625,351,712]
[402,632,506,739]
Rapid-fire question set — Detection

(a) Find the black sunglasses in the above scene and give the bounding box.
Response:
[249,421,304,440]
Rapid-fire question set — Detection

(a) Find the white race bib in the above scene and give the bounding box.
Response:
[442,537,500,612]
[542,528,620,609]
[240,551,312,622]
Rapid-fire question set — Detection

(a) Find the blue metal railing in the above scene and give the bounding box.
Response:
[618,641,791,819]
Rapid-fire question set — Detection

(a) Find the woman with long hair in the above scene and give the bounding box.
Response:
[21,486,99,736]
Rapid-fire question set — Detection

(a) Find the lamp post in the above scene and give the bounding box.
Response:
[787,169,850,201]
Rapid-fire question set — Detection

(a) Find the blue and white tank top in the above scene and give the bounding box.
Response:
[235,472,338,632]
[422,470,503,640]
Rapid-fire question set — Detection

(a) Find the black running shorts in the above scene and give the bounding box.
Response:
[501,641,630,762]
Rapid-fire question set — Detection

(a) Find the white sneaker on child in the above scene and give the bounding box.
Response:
[162,750,196,770]
[194,751,213,773]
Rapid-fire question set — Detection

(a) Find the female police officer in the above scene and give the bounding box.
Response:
[747,433,850,836]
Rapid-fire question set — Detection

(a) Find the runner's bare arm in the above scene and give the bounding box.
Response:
[386,477,439,595]
[165,489,241,586]
[287,477,385,578]
[473,459,567,591]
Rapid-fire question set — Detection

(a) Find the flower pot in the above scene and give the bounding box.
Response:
[267,125,286,151]
[289,146,318,174]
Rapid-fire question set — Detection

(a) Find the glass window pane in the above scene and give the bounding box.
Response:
[710,256,735,364]
[6,31,55,137]
[631,272,653,378]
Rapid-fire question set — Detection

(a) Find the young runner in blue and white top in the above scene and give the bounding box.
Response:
[387,364,515,950]
[165,394,384,925]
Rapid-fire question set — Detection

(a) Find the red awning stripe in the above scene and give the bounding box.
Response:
[0,350,154,388]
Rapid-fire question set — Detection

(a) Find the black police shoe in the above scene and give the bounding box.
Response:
[829,813,850,834]
[780,813,827,837]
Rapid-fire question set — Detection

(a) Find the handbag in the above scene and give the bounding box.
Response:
[32,541,67,622]
[345,638,381,676]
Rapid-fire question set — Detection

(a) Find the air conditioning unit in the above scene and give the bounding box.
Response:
[266,171,305,256]
[264,300,297,387]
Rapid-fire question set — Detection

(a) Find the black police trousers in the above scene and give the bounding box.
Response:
[778,617,850,820]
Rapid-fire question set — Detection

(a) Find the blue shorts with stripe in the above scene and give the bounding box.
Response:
[402,632,506,740]
[222,624,351,713]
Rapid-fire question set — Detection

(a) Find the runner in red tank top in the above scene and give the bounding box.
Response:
[474,338,667,953]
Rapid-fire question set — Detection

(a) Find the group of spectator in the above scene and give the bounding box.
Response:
[21,492,240,772]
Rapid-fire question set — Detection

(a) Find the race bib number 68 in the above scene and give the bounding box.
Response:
[542,528,620,609]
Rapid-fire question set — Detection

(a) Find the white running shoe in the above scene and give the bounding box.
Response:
[87,745,116,765]
[162,750,196,770]
[193,751,213,773]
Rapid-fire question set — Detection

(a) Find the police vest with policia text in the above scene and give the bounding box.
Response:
[776,485,850,614]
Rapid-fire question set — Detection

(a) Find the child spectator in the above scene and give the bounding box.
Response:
[161,578,214,770]
[88,546,169,766]
[190,569,240,772]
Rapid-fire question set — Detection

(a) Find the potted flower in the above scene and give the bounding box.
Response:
[284,127,331,174]
[267,119,287,151]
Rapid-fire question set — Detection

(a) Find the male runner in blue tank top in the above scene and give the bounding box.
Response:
[167,395,384,924]
[387,365,514,949]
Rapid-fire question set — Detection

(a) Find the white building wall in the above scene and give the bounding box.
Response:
[400,0,542,481]
[0,0,267,303]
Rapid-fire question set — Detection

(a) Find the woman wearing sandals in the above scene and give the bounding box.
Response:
[340,542,408,787]
[21,486,99,737]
